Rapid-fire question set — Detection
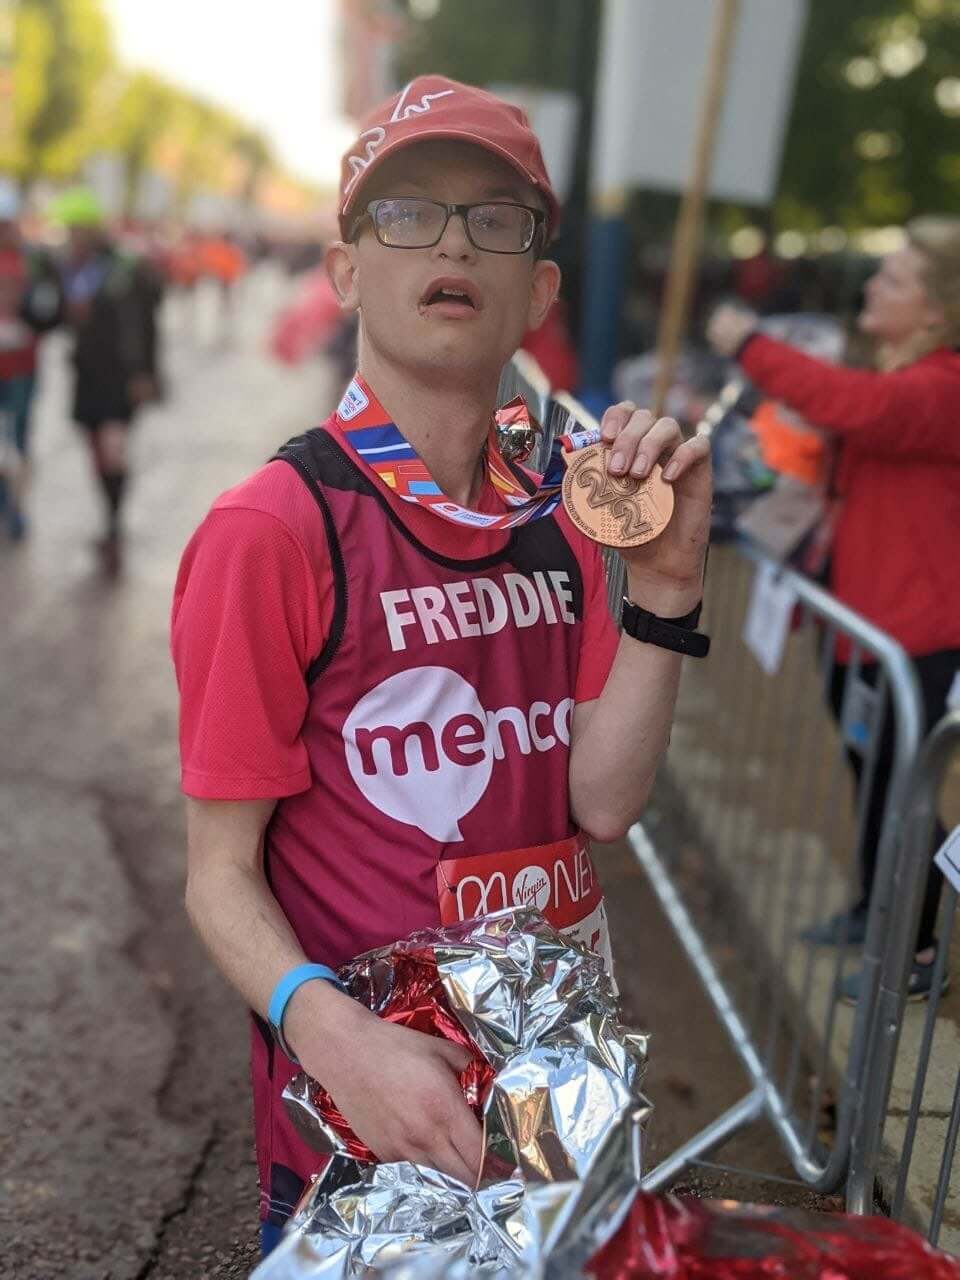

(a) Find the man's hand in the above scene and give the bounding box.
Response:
[706,303,758,358]
[289,986,484,1187]
[600,403,712,607]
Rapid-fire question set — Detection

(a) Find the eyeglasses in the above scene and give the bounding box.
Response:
[356,198,545,255]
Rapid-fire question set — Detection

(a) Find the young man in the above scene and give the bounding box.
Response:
[172,77,712,1253]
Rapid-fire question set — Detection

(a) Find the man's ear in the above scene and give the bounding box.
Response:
[325,241,361,313]
[527,257,562,332]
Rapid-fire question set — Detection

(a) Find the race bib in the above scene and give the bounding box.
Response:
[437,832,615,976]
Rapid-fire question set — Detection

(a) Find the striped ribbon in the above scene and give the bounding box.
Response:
[338,374,600,532]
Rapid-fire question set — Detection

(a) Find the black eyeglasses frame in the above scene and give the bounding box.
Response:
[351,198,546,256]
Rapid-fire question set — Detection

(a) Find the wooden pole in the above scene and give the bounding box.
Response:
[652,0,741,417]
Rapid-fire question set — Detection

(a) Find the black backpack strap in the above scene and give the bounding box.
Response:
[272,431,348,683]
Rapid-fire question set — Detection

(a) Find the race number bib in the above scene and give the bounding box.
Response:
[436,832,615,977]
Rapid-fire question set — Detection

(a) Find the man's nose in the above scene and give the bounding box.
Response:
[433,209,475,259]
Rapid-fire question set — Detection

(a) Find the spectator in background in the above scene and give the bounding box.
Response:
[198,231,247,343]
[732,237,788,313]
[0,180,63,540]
[51,188,162,575]
[708,216,960,1002]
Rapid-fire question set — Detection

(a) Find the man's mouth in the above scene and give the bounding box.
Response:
[426,288,474,306]
[419,278,481,312]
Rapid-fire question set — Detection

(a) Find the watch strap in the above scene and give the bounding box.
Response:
[621,597,711,658]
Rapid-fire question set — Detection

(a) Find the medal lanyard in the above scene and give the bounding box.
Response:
[339,374,600,532]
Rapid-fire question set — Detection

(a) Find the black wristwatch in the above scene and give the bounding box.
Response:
[621,598,711,658]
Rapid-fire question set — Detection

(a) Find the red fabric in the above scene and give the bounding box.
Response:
[740,337,960,657]
[172,416,618,802]
[308,949,494,1163]
[521,300,579,392]
[0,246,37,379]
[269,268,344,366]
[587,1192,960,1279]
[338,76,560,239]
[0,343,35,380]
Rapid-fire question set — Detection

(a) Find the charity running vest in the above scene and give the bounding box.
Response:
[251,402,609,1224]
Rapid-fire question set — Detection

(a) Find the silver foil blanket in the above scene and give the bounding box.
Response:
[254,908,651,1278]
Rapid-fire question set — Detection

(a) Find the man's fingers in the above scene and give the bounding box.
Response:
[608,415,681,476]
[599,400,637,442]
[449,1107,484,1185]
[437,1039,473,1073]
[661,434,712,482]
[441,1145,475,1188]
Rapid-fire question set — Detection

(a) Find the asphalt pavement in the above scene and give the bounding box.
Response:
[0,270,823,1280]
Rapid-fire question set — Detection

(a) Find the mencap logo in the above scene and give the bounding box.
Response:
[342,666,572,843]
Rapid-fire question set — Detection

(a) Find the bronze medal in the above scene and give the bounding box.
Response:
[561,443,674,548]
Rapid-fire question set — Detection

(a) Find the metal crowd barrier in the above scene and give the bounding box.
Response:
[496,365,944,1212]
[626,544,924,1194]
[848,711,960,1250]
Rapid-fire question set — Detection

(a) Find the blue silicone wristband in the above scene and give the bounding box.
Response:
[268,963,344,1063]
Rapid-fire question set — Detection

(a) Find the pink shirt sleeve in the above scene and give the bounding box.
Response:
[573,538,620,703]
[171,506,331,800]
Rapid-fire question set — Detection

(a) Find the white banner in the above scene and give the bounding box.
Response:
[592,0,808,205]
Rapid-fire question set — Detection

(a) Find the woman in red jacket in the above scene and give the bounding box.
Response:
[708,216,960,1001]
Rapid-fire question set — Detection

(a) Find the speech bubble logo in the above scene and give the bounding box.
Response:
[342,666,493,843]
[512,865,551,912]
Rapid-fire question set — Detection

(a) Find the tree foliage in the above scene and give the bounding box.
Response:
[11,0,113,182]
[7,0,281,213]
[777,0,960,227]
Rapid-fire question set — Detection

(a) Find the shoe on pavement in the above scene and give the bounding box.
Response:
[96,532,123,577]
[801,904,869,947]
[7,504,27,541]
[840,957,949,1006]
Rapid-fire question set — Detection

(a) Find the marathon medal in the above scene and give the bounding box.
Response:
[560,439,674,549]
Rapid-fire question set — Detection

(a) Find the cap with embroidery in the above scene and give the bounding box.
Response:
[338,76,560,242]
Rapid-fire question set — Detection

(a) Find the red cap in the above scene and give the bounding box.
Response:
[338,76,560,242]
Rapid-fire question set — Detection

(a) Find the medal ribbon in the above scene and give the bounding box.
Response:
[338,373,600,532]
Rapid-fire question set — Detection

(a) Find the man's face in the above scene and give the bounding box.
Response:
[328,140,559,383]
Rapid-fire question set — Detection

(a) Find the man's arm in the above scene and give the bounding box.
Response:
[184,796,483,1185]
[568,404,712,841]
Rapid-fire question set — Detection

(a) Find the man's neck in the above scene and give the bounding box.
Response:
[358,353,500,507]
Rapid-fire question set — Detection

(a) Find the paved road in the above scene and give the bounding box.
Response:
[0,272,820,1280]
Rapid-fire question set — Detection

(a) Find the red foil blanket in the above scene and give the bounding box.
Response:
[587,1193,960,1280]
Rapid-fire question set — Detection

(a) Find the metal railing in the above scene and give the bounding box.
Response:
[629,543,923,1193]
[496,363,951,1217]
[848,712,960,1250]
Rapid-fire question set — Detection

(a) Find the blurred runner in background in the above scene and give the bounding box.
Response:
[0,180,63,540]
[51,188,163,574]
